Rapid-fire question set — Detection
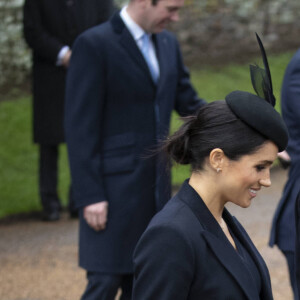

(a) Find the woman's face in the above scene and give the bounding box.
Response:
[219,141,278,208]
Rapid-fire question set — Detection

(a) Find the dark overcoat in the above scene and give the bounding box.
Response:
[23,0,113,144]
[65,13,205,273]
[269,49,300,252]
[295,191,300,297]
[271,49,300,297]
[133,180,274,300]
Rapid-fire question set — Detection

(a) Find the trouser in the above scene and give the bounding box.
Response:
[81,272,133,300]
[283,250,299,300]
[39,144,76,213]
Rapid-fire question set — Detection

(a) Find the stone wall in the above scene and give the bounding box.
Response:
[1,0,300,97]
[171,0,300,65]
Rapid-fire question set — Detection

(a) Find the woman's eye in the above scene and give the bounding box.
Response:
[255,165,265,171]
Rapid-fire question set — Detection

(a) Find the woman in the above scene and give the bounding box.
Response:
[132,36,288,300]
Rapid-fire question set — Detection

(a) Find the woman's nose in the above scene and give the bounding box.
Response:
[259,173,271,187]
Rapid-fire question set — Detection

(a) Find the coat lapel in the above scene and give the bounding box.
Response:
[202,231,259,300]
[226,213,273,300]
[111,12,156,87]
[177,180,273,300]
[153,33,167,88]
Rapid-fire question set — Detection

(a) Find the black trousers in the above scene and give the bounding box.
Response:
[81,272,133,300]
[39,144,75,213]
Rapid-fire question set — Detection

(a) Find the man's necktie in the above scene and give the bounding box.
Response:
[141,33,159,84]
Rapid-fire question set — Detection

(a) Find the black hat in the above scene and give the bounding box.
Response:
[225,34,288,152]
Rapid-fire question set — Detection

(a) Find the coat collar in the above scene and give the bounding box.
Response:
[110,11,165,87]
[177,180,273,300]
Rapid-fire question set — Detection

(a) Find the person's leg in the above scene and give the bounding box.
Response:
[39,144,61,221]
[68,184,78,218]
[120,274,133,300]
[283,250,299,300]
[81,272,121,300]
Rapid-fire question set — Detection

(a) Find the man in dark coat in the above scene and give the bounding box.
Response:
[65,0,206,298]
[269,48,300,300]
[23,0,114,221]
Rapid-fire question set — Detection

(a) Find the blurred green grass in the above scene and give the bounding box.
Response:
[0,51,293,217]
[0,98,70,218]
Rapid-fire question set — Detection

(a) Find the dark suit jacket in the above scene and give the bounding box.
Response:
[65,12,205,272]
[133,180,273,300]
[23,0,113,144]
[269,49,300,252]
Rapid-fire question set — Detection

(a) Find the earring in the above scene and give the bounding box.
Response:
[217,168,221,173]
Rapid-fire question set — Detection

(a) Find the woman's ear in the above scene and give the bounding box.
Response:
[209,148,225,173]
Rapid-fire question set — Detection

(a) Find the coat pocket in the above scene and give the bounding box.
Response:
[102,133,136,175]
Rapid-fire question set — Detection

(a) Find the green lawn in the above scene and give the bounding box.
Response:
[0,99,70,217]
[0,51,293,218]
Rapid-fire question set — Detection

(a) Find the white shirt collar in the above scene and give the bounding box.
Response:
[120,5,145,42]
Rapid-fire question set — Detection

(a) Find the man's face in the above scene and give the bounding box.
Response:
[141,0,185,33]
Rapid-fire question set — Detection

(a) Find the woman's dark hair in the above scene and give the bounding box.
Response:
[164,100,267,171]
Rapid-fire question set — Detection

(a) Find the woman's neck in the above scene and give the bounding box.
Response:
[189,172,237,250]
[189,171,225,223]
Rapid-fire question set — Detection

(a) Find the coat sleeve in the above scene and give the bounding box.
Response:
[295,191,300,295]
[173,38,206,117]
[65,30,107,209]
[23,0,64,63]
[281,53,300,161]
[284,57,300,116]
[282,58,300,131]
[132,225,195,300]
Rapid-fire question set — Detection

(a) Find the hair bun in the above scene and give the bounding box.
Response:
[164,116,196,165]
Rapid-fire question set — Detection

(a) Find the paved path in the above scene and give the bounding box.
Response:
[0,167,293,300]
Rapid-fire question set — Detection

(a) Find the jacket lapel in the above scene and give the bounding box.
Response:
[153,33,167,88]
[202,231,260,300]
[226,213,273,300]
[178,180,273,300]
[111,12,156,87]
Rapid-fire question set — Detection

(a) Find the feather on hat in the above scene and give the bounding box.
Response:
[225,34,288,151]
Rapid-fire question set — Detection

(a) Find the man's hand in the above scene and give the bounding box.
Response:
[277,150,291,169]
[83,201,108,231]
[62,49,72,68]
[278,150,291,162]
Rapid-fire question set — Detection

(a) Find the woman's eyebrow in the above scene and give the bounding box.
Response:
[257,160,274,165]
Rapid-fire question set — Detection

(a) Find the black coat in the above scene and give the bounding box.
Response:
[23,0,113,144]
[295,189,300,298]
[269,49,300,252]
[133,180,274,300]
[272,48,300,298]
[65,13,205,273]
